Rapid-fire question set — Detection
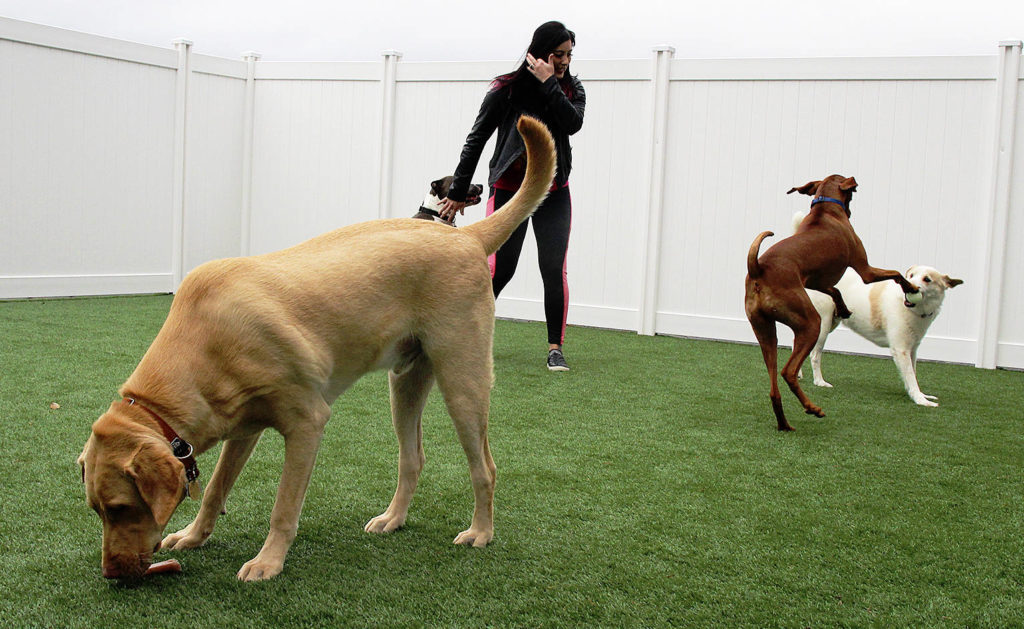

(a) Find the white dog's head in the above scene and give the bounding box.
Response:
[903,266,963,311]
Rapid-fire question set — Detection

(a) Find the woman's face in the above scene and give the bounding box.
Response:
[549,39,573,78]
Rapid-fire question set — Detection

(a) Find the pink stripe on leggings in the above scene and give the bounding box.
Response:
[559,190,572,345]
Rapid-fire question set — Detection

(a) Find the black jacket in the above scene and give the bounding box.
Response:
[448,74,585,202]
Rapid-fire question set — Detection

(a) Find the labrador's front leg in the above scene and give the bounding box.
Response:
[237,424,325,581]
[162,433,262,551]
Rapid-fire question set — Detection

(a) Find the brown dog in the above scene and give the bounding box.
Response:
[744,175,919,431]
[78,116,556,581]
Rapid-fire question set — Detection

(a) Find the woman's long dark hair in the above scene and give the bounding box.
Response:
[493,21,576,96]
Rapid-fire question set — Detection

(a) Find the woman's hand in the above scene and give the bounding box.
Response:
[439,198,466,221]
[525,53,555,82]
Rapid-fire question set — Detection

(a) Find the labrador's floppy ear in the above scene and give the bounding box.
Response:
[839,177,858,192]
[124,441,184,528]
[787,181,821,196]
[77,436,94,483]
[943,275,964,289]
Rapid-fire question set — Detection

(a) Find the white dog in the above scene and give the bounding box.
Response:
[804,266,962,406]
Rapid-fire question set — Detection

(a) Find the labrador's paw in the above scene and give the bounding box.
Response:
[364,511,406,534]
[453,527,493,548]
[160,522,210,550]
[237,556,283,581]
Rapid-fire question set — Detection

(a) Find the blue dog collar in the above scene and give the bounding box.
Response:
[810,195,847,210]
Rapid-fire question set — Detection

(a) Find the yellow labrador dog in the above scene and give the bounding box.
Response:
[78,116,556,581]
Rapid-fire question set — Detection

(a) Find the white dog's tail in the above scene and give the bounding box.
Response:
[791,209,808,235]
[461,116,556,256]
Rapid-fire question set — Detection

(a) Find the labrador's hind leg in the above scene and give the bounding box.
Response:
[366,355,434,534]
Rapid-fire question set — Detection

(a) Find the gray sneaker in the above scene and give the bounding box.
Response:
[547,348,570,372]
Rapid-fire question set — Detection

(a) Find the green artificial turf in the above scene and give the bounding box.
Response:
[0,295,1021,627]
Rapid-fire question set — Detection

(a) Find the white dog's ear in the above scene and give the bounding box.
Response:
[943,276,964,288]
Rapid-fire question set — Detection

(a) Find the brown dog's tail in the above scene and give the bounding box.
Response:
[461,116,556,255]
[746,231,774,279]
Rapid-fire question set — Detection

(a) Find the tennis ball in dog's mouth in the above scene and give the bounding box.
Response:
[905,290,923,305]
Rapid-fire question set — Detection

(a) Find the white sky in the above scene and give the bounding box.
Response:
[0,0,1021,62]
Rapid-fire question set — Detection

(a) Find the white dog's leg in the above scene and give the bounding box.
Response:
[366,357,434,535]
[892,347,937,407]
[912,346,938,401]
[809,302,837,388]
[162,432,263,551]
[237,402,330,581]
[809,328,833,388]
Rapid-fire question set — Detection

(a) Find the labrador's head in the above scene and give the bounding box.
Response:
[78,405,185,579]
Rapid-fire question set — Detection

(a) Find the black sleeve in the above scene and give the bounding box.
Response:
[448,85,507,202]
[540,76,585,135]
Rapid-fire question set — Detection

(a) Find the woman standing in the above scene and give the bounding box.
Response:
[440,21,585,372]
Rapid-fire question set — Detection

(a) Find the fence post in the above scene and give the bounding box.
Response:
[170,38,193,291]
[240,50,261,257]
[638,46,675,336]
[377,50,403,220]
[976,40,1022,369]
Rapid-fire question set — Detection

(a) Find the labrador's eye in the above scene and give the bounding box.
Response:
[923,277,932,283]
[105,504,131,518]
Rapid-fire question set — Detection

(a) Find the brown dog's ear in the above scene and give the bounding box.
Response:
[430,178,446,197]
[944,276,964,288]
[125,442,183,528]
[787,181,821,196]
[839,177,858,192]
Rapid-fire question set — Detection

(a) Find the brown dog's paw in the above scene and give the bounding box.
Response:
[804,405,825,417]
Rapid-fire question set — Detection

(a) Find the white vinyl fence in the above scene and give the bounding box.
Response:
[2,16,1022,369]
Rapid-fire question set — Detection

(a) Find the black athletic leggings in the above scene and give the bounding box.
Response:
[487,185,571,346]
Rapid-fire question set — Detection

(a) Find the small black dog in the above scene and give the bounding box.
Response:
[412,176,483,226]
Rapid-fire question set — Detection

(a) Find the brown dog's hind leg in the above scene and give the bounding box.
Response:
[749,312,793,431]
[365,355,435,535]
[779,302,826,419]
